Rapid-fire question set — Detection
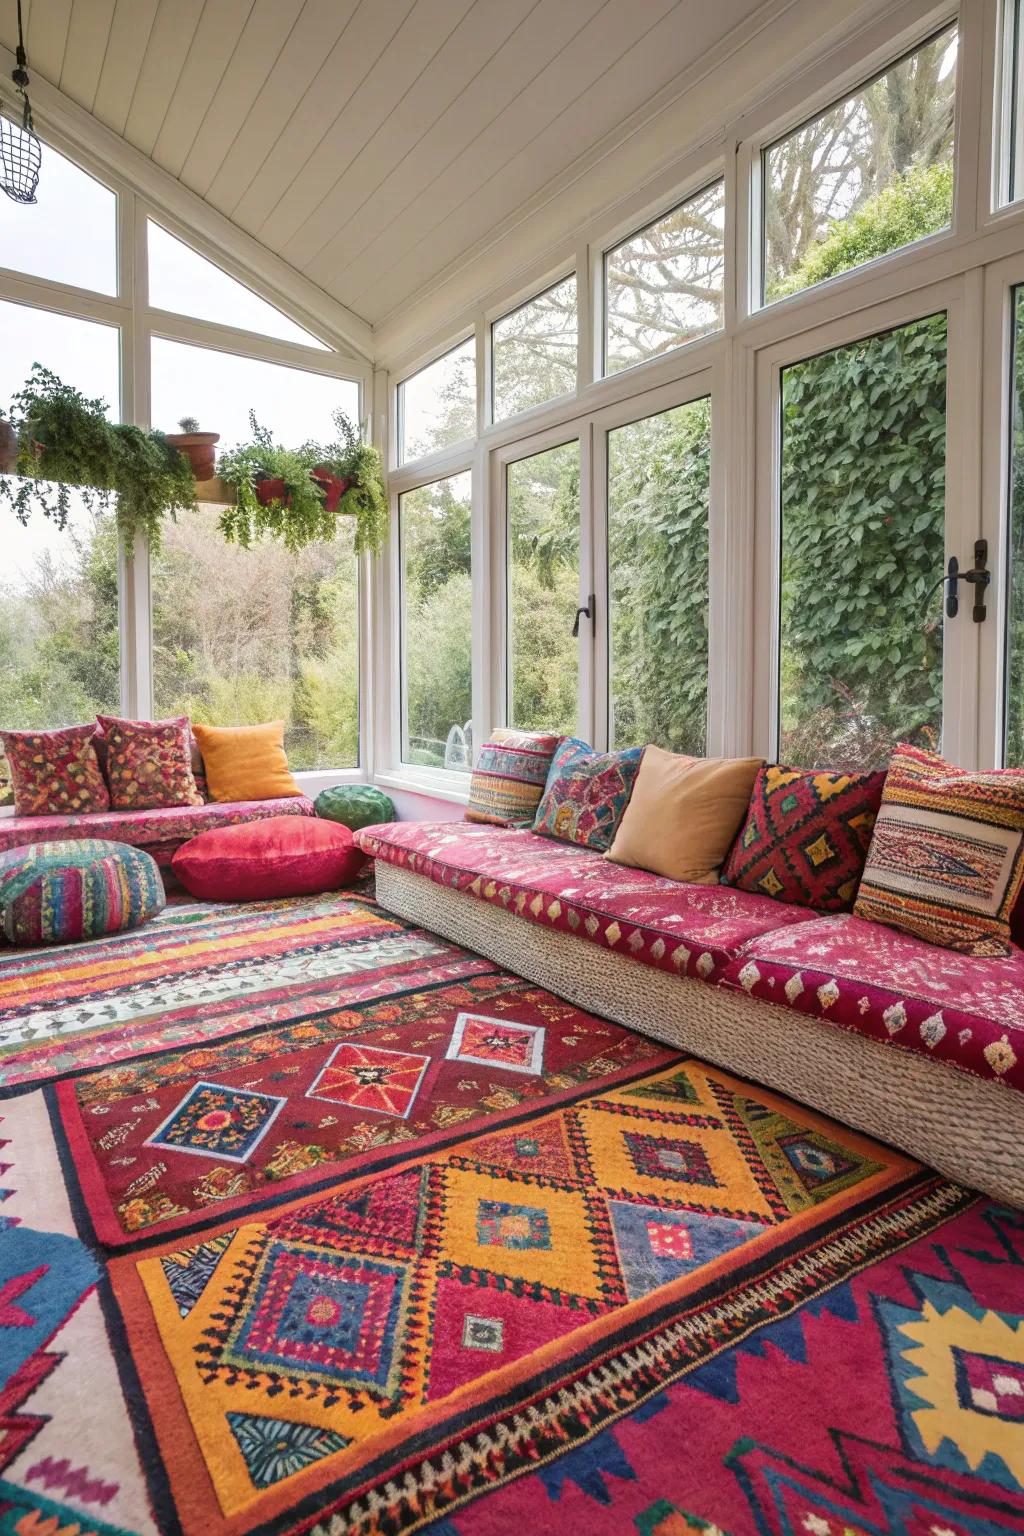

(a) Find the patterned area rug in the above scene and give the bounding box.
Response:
[0,889,1017,1536]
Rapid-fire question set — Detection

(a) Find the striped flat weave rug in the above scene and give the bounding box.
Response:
[0,888,1018,1536]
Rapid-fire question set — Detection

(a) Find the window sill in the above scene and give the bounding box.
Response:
[374,770,470,808]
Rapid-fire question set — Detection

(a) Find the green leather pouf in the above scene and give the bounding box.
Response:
[314,784,396,832]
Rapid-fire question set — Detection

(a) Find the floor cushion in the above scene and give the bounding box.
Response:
[0,838,165,946]
[315,784,396,831]
[1,724,110,816]
[533,738,643,851]
[171,815,363,900]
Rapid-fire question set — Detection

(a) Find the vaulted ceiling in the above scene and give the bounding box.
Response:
[2,0,771,329]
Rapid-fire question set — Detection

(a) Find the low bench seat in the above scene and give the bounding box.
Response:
[358,819,1024,1205]
[0,795,315,868]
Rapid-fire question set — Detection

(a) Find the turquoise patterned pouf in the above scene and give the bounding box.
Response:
[0,839,166,946]
[314,785,396,832]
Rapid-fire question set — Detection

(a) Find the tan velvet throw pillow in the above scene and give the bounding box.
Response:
[606,746,764,884]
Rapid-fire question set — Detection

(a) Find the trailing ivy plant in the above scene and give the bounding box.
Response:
[216,412,332,552]
[315,409,388,556]
[0,364,195,548]
[217,408,388,556]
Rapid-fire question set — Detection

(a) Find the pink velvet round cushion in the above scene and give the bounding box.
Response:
[171,815,364,901]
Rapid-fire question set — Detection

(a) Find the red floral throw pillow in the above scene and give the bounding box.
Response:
[721,763,886,912]
[96,715,204,812]
[1,724,110,817]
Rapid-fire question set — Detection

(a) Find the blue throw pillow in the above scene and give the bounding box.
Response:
[533,738,644,852]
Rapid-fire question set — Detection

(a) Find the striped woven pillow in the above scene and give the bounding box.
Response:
[853,744,1024,956]
[465,729,561,826]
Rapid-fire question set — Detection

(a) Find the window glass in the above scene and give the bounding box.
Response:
[399,340,475,464]
[779,314,947,768]
[151,507,358,772]
[0,140,117,294]
[604,180,725,375]
[147,222,328,349]
[149,341,361,770]
[493,276,578,420]
[1004,287,1024,764]
[507,442,579,734]
[763,26,957,304]
[607,399,710,752]
[0,303,122,805]
[1010,0,1024,203]
[400,472,472,770]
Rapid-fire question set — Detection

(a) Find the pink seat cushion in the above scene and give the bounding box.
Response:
[172,816,364,901]
[357,821,816,981]
[0,797,314,867]
[720,913,1024,1089]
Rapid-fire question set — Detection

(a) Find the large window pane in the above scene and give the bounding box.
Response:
[1009,0,1024,204]
[604,180,725,376]
[399,341,475,463]
[151,507,358,772]
[763,26,957,304]
[149,342,361,770]
[0,140,117,294]
[779,314,947,769]
[148,222,327,349]
[400,473,472,771]
[150,339,358,447]
[607,400,710,752]
[1004,287,1024,764]
[0,305,122,805]
[507,442,579,734]
[493,276,578,421]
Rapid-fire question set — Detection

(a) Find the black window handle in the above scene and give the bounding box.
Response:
[572,594,596,638]
[945,541,990,622]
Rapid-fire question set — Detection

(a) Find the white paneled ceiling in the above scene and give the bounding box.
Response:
[3,0,772,328]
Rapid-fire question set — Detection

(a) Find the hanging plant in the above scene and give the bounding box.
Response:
[216,408,388,556]
[0,365,195,547]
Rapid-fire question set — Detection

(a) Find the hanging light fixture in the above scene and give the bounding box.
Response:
[1,0,41,205]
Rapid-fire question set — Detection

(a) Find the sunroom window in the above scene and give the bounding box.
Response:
[0,141,117,295]
[398,340,476,464]
[399,472,473,772]
[762,24,958,305]
[604,179,725,375]
[492,275,578,421]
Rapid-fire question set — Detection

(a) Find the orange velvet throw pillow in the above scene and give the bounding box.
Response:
[191,721,301,804]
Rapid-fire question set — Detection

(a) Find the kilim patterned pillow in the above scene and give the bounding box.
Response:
[853,744,1024,956]
[533,737,644,853]
[464,729,561,826]
[96,715,204,812]
[1,724,110,817]
[721,763,885,912]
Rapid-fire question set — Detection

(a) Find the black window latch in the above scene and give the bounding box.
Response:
[572,594,596,638]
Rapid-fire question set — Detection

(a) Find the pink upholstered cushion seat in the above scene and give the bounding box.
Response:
[719,912,1024,1090]
[357,821,816,982]
[0,796,315,868]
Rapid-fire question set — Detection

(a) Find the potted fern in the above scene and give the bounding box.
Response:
[313,409,388,556]
[165,416,220,480]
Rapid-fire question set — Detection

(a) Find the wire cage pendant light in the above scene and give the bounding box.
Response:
[1,0,41,205]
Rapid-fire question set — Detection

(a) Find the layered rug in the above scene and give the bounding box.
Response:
[0,890,1020,1536]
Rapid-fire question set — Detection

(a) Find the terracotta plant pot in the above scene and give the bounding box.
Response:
[254,476,289,507]
[166,430,220,481]
[311,468,350,513]
[0,418,17,475]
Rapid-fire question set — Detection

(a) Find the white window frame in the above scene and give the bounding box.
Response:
[0,114,372,806]
[488,270,579,431]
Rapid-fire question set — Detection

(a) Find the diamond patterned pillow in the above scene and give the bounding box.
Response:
[853,744,1024,956]
[96,715,204,812]
[533,738,644,852]
[1,724,111,817]
[721,764,885,912]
